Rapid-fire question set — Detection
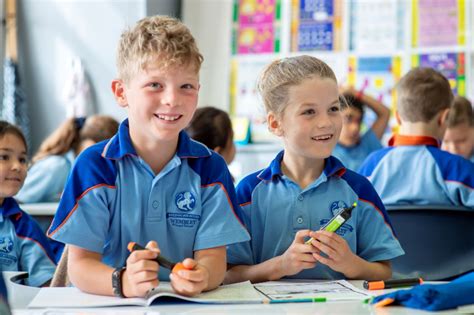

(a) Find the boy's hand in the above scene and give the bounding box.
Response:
[279,230,319,277]
[122,241,160,297]
[309,230,357,276]
[170,258,209,296]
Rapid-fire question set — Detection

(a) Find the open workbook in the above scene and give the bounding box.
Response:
[29,281,263,308]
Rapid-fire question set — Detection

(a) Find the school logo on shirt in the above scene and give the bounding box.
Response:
[0,237,16,267]
[0,238,13,254]
[175,191,196,212]
[329,200,348,216]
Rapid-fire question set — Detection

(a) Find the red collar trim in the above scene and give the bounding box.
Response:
[388,134,440,147]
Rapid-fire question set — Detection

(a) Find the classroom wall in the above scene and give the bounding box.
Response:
[182,0,232,111]
[17,0,178,153]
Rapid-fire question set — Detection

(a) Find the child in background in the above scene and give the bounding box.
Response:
[225,56,403,284]
[332,86,390,171]
[359,68,474,207]
[442,95,474,162]
[0,121,56,286]
[16,115,119,203]
[48,15,249,298]
[185,106,236,165]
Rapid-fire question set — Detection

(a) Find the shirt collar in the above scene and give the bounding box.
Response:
[389,134,440,148]
[258,151,346,181]
[0,198,22,221]
[102,119,212,160]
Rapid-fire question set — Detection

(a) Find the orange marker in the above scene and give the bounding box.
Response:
[373,298,395,308]
[127,242,190,274]
[364,278,423,290]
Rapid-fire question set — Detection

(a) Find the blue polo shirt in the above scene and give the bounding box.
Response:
[333,129,383,172]
[48,119,250,280]
[227,151,404,279]
[359,134,474,207]
[0,198,56,286]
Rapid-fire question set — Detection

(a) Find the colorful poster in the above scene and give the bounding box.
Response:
[348,56,402,138]
[291,0,343,51]
[233,0,281,54]
[349,0,404,52]
[412,0,465,47]
[412,52,466,96]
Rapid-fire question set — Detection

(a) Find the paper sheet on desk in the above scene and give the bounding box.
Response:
[28,281,264,308]
[254,280,372,301]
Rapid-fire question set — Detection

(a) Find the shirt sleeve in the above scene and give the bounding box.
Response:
[16,214,56,287]
[356,198,405,262]
[226,202,255,265]
[193,154,250,251]
[47,148,117,253]
[16,156,71,203]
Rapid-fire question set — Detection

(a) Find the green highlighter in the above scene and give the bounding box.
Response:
[265,297,327,304]
[305,202,357,245]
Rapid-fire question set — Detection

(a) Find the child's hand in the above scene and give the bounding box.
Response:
[122,241,160,297]
[279,230,319,277]
[309,230,357,276]
[170,258,209,296]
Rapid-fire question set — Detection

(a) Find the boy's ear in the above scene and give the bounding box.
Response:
[438,108,450,126]
[395,110,402,126]
[111,79,128,108]
[267,112,283,136]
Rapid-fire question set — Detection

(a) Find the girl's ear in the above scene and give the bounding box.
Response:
[111,80,128,108]
[267,112,283,136]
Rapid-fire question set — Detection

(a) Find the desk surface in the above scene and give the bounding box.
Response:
[20,202,58,216]
[5,272,463,315]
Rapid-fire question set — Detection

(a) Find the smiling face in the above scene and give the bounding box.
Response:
[0,133,27,205]
[269,76,342,162]
[113,61,200,146]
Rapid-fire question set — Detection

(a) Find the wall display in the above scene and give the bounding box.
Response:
[233,0,281,54]
[412,0,465,47]
[412,52,466,96]
[290,0,343,51]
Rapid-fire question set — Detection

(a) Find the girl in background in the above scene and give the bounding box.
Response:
[186,106,236,165]
[16,115,118,203]
[0,121,56,286]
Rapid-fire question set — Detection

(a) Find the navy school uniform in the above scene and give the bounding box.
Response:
[359,134,474,207]
[0,198,56,286]
[227,151,404,279]
[48,119,250,280]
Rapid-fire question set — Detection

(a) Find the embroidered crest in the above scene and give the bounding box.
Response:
[329,200,348,215]
[0,237,13,253]
[175,191,196,212]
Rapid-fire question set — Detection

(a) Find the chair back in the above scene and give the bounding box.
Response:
[387,205,474,281]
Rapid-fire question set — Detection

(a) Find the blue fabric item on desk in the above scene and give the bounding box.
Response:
[372,271,474,311]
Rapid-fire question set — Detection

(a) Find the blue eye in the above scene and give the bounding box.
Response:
[149,82,162,89]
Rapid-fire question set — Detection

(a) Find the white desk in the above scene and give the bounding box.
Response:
[5,272,462,315]
[20,203,58,216]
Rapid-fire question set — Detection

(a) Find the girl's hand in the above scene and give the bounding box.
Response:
[279,229,319,277]
[170,258,209,296]
[122,241,160,297]
[309,230,357,276]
